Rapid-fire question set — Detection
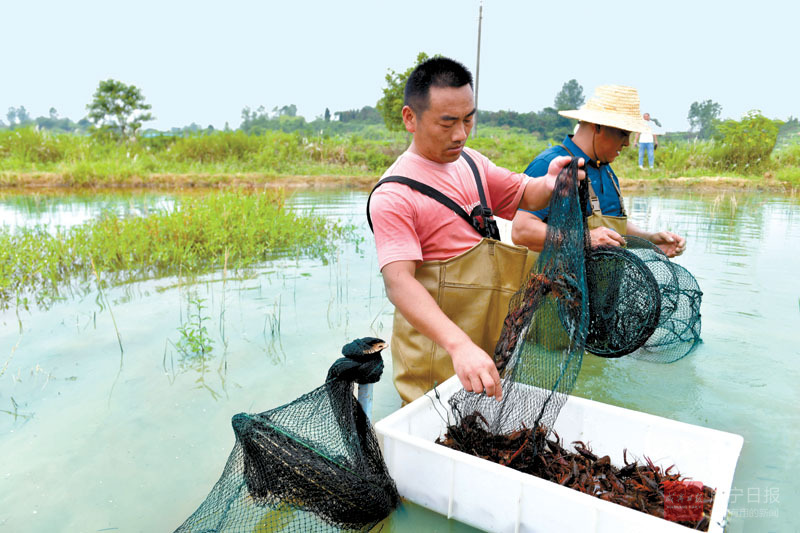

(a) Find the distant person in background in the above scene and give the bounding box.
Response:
[634,112,658,170]
[512,85,686,258]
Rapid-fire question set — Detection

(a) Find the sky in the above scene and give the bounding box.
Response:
[2,0,797,133]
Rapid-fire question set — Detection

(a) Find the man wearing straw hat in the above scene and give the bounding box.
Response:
[511,85,686,258]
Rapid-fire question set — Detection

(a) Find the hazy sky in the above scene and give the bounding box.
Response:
[2,0,796,132]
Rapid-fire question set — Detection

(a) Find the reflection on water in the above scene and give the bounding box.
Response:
[0,188,798,532]
[0,189,176,233]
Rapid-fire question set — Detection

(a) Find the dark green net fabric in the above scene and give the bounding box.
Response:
[449,158,590,438]
[586,236,702,362]
[447,159,703,447]
[174,338,399,533]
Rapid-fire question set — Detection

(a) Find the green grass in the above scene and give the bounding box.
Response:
[0,189,356,310]
[608,138,800,186]
[0,128,406,183]
[1,126,799,187]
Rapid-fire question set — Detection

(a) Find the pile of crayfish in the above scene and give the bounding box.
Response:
[437,411,715,531]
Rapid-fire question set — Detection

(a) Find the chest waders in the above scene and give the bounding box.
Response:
[560,144,628,236]
[367,152,535,403]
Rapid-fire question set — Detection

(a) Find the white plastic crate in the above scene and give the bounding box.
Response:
[375,376,743,533]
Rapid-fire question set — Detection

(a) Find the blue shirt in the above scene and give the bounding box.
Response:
[522,135,624,221]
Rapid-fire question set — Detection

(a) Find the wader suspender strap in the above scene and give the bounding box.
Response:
[559,144,627,217]
[366,152,501,240]
[460,151,501,240]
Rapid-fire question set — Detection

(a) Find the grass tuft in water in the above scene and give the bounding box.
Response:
[0,189,355,310]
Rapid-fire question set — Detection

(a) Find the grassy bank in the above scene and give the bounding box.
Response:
[1,126,799,189]
[0,128,406,186]
[0,189,355,311]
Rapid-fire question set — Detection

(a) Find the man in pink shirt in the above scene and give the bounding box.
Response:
[368,57,583,403]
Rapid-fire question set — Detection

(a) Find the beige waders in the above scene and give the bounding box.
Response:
[585,177,628,235]
[391,238,536,403]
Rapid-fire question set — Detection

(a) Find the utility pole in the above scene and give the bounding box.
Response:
[474,0,483,138]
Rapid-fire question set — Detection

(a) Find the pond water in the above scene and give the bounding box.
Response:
[0,188,798,533]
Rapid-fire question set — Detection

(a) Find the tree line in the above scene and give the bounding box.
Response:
[2,58,794,144]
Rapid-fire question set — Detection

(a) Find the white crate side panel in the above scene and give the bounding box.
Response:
[375,376,743,533]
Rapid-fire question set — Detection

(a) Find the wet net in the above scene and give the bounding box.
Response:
[446,158,703,448]
[175,338,400,533]
[623,237,703,362]
[449,158,590,437]
[585,236,703,362]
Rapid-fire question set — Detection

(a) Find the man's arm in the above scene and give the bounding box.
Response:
[626,220,686,257]
[512,210,626,251]
[634,132,640,146]
[381,260,502,400]
[518,156,584,212]
[511,210,548,252]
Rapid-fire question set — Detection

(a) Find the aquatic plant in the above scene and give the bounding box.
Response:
[175,296,214,360]
[0,190,355,310]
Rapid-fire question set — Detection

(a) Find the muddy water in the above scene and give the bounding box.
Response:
[0,189,797,532]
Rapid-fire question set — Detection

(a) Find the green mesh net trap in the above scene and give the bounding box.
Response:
[447,158,703,446]
[586,236,703,362]
[175,338,400,533]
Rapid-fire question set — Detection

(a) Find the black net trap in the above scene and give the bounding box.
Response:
[586,236,702,362]
[174,338,400,533]
[445,158,703,452]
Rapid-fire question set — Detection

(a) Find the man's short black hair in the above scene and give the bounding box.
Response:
[404,57,474,114]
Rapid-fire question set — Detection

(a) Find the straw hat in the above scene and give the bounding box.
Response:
[559,85,650,133]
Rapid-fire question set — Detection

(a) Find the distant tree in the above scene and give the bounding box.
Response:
[324,107,331,122]
[334,106,382,123]
[554,79,584,111]
[6,106,33,127]
[376,52,430,132]
[272,104,297,117]
[224,121,231,131]
[76,118,92,131]
[17,106,31,124]
[240,107,255,127]
[86,79,154,139]
[688,100,722,138]
[49,107,59,120]
[536,107,573,139]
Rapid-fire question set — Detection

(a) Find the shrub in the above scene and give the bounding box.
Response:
[712,111,780,170]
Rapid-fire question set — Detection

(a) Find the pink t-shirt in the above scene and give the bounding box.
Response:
[369,147,530,270]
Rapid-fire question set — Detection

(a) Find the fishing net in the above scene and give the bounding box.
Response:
[174,338,400,533]
[624,238,703,362]
[446,158,703,449]
[586,236,703,362]
[448,158,590,438]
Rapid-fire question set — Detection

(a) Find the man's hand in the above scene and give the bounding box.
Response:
[449,338,502,401]
[520,156,585,212]
[546,155,586,183]
[590,226,626,247]
[649,231,685,257]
